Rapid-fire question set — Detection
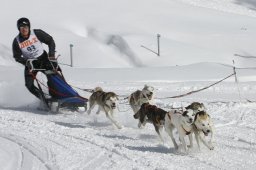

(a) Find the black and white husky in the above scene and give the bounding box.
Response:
[185,102,205,113]
[134,103,167,142]
[164,109,196,152]
[129,85,154,115]
[87,87,122,129]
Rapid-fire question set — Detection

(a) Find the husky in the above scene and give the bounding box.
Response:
[185,102,205,114]
[164,109,196,152]
[192,111,214,150]
[134,103,167,142]
[129,85,154,115]
[185,102,214,150]
[87,87,122,129]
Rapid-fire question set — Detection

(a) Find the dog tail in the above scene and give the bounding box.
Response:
[94,87,103,92]
[127,95,131,103]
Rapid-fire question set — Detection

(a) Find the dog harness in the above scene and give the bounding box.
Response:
[193,124,199,131]
[182,126,191,135]
[167,112,191,135]
[167,113,172,120]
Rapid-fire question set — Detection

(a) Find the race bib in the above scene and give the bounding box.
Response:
[16,30,44,59]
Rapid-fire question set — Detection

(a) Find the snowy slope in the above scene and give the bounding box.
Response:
[1,0,256,67]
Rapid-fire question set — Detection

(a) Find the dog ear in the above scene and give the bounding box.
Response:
[182,111,188,116]
[142,85,147,91]
[102,93,108,101]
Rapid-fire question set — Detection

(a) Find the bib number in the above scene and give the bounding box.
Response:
[27,45,36,52]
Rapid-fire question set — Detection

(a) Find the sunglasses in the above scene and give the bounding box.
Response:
[19,25,29,31]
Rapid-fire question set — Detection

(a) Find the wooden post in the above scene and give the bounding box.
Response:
[141,34,161,57]
[70,44,74,67]
[232,60,238,83]
[233,60,243,121]
[157,34,160,56]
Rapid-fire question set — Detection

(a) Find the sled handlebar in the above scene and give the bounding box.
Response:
[26,59,47,71]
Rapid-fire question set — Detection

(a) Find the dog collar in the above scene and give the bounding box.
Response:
[193,124,199,130]
[182,125,191,135]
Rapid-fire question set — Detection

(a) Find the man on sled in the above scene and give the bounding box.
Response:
[12,17,87,112]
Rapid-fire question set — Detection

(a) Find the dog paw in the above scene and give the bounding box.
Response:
[209,146,214,150]
[187,145,193,149]
[208,142,214,150]
[87,110,91,115]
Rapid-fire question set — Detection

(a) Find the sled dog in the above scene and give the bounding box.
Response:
[87,87,122,129]
[185,102,205,114]
[129,84,154,114]
[134,103,167,142]
[164,109,196,152]
[192,111,214,150]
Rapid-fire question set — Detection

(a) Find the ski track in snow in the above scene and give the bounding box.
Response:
[0,135,53,170]
[1,81,256,169]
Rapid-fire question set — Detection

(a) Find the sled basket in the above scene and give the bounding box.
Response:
[47,73,88,108]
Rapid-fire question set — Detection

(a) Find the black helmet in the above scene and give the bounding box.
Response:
[17,17,30,30]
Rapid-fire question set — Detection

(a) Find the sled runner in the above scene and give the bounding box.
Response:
[27,59,88,113]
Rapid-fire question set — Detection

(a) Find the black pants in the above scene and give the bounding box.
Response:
[24,51,58,99]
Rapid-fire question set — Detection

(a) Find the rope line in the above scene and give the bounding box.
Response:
[235,67,256,70]
[31,70,237,104]
[69,85,94,93]
[156,73,235,99]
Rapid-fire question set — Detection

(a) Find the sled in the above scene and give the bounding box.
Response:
[27,59,88,113]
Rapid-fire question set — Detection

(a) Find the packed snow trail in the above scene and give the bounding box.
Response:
[1,81,256,169]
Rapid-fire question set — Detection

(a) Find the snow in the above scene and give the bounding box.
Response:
[1,0,256,169]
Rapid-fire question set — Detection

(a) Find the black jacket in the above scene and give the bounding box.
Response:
[12,29,55,65]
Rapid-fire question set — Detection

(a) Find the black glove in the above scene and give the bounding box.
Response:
[26,59,37,70]
[26,59,32,70]
[48,56,59,69]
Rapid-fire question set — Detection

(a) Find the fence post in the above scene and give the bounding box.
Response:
[157,34,160,56]
[232,60,238,83]
[232,60,241,100]
[233,60,244,121]
[141,34,161,56]
[70,44,74,67]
